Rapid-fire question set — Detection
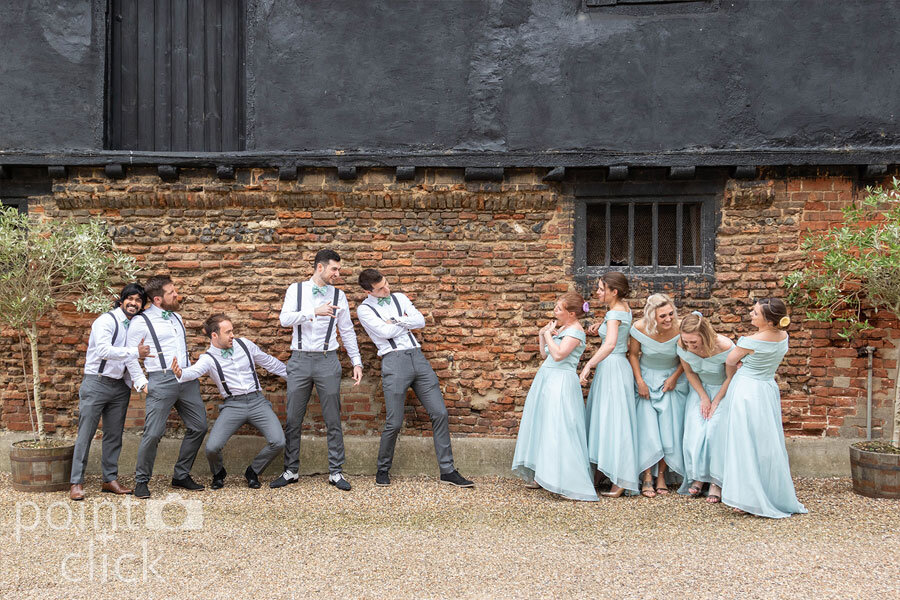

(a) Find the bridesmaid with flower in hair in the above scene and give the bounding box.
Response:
[580,272,639,497]
[720,298,807,518]
[512,292,598,501]
[676,311,735,503]
[627,293,689,498]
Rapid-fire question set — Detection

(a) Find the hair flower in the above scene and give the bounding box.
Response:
[692,310,703,317]
[583,301,590,313]
[779,315,790,328]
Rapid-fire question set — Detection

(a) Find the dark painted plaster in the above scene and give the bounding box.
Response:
[0,0,106,152]
[2,0,899,158]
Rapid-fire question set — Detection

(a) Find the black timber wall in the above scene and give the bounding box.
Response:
[2,0,899,156]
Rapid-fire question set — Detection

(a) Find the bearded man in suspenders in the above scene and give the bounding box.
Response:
[270,249,363,491]
[171,314,286,489]
[126,274,208,499]
[69,283,152,501]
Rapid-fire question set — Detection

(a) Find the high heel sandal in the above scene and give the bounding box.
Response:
[688,481,705,498]
[601,485,625,498]
[640,481,657,498]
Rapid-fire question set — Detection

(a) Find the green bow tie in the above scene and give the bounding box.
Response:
[312,285,327,297]
[161,310,172,320]
[377,297,392,306]
[221,348,233,358]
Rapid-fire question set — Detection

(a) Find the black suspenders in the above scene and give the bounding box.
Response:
[391,294,419,347]
[138,313,167,371]
[295,282,303,350]
[323,288,340,352]
[138,311,190,371]
[206,353,232,396]
[171,313,190,366]
[235,338,260,390]
[97,311,119,375]
[296,283,341,353]
[206,338,260,397]
[366,295,419,350]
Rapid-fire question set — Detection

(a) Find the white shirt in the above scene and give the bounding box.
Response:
[356,292,424,357]
[126,304,191,386]
[279,279,362,367]
[83,307,143,385]
[176,337,287,398]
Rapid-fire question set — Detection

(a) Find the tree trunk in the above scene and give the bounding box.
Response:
[25,323,45,443]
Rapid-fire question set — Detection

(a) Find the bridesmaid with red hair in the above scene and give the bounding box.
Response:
[512,292,598,501]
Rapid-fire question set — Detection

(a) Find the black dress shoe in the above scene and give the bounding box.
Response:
[329,473,352,491]
[440,470,475,488]
[245,466,261,489]
[269,470,299,489]
[134,482,151,499]
[375,470,390,486]
[210,468,226,490]
[171,475,205,491]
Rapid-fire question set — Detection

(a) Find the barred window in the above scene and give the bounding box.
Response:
[575,180,718,280]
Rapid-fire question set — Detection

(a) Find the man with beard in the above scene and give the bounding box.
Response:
[126,275,208,499]
[69,283,152,501]
[270,249,363,491]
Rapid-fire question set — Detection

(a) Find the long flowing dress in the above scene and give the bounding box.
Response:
[720,336,808,518]
[676,342,733,494]
[632,328,689,479]
[512,327,599,501]
[585,310,640,493]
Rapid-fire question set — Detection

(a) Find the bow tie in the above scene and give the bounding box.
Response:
[312,285,327,297]
[377,297,392,306]
[122,319,130,329]
[221,348,233,358]
[161,310,172,320]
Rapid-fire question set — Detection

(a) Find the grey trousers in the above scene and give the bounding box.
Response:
[70,374,131,484]
[378,348,454,474]
[283,351,344,474]
[135,371,208,483]
[205,391,286,475]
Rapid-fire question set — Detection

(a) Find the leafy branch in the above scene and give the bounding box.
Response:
[0,207,138,443]
[784,177,900,443]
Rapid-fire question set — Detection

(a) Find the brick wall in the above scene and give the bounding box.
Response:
[0,166,896,441]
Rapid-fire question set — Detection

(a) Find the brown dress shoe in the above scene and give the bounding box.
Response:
[69,484,85,501]
[101,480,133,495]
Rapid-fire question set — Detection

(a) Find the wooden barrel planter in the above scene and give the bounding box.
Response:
[850,442,900,499]
[9,440,75,492]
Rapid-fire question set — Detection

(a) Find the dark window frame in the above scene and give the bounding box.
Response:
[574,180,720,282]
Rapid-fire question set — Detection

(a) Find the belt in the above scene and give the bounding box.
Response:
[383,347,422,357]
[88,373,125,385]
[223,391,262,402]
[294,349,338,356]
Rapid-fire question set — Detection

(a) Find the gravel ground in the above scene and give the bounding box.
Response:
[0,473,897,600]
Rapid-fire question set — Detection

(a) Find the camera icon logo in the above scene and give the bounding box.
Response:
[145,493,203,531]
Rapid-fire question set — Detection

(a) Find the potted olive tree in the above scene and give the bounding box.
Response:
[784,178,900,499]
[0,206,137,491]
